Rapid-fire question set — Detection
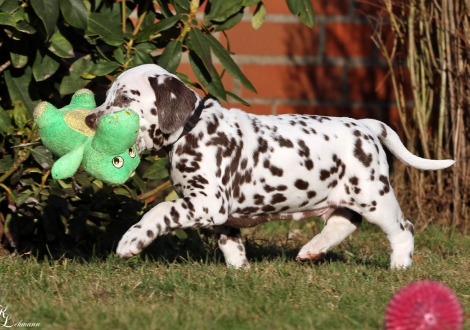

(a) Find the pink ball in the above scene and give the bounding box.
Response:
[385,280,464,330]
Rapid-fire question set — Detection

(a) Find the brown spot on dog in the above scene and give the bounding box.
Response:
[270,193,287,204]
[295,179,309,190]
[307,190,317,198]
[353,138,373,167]
[320,170,330,181]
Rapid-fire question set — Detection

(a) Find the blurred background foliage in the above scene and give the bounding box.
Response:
[0,0,314,258]
[369,0,470,230]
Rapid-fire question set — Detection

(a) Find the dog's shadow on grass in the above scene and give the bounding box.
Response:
[10,227,388,270]
[137,230,372,268]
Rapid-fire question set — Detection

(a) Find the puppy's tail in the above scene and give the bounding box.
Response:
[360,119,455,170]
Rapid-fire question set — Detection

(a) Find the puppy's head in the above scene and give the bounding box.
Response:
[86,64,199,136]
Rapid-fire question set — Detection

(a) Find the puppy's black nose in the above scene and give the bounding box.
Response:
[85,113,99,130]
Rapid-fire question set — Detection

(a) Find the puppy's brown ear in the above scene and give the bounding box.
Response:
[148,75,198,134]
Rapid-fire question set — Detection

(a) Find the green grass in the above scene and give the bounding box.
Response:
[0,221,469,330]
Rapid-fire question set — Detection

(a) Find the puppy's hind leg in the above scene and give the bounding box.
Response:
[360,191,414,269]
[296,209,362,262]
[214,225,249,269]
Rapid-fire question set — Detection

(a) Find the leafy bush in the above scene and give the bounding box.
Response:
[0,0,314,257]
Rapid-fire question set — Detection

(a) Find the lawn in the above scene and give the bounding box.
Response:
[0,220,469,330]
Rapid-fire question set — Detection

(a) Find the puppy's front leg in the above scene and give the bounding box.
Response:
[116,193,227,258]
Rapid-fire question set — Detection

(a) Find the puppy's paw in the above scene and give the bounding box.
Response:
[116,224,154,258]
[296,238,328,262]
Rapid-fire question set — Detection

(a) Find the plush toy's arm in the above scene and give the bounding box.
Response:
[51,143,86,180]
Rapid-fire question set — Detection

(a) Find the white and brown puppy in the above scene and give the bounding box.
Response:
[85,64,454,268]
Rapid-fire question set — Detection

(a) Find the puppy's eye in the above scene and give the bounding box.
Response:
[128,147,136,158]
[121,95,130,102]
[112,156,124,168]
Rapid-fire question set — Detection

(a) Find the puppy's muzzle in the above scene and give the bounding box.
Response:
[85,113,99,130]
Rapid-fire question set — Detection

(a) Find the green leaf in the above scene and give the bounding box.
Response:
[60,56,93,96]
[142,158,169,180]
[154,0,173,18]
[15,21,36,34]
[114,187,132,198]
[136,15,181,43]
[131,174,146,192]
[31,146,54,170]
[205,33,256,93]
[131,49,153,67]
[0,0,20,15]
[134,42,157,53]
[0,155,13,174]
[165,190,179,201]
[158,39,182,73]
[12,99,29,128]
[0,106,11,137]
[0,12,16,27]
[30,0,60,39]
[59,0,89,30]
[175,72,198,88]
[4,67,40,114]
[87,12,125,39]
[187,28,215,75]
[141,9,157,29]
[101,35,125,47]
[172,0,190,14]
[9,38,28,68]
[88,61,120,76]
[252,1,266,30]
[48,30,75,58]
[32,49,60,81]
[212,9,243,32]
[189,51,226,101]
[173,228,187,238]
[11,5,25,21]
[242,0,260,6]
[113,48,125,64]
[286,0,315,28]
[205,0,244,23]
[226,91,250,106]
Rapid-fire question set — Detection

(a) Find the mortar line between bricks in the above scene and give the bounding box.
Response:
[240,13,371,24]
[227,98,410,108]
[180,53,390,67]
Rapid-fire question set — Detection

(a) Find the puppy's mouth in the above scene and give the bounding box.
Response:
[85,112,102,130]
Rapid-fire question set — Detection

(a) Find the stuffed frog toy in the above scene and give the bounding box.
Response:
[33,89,140,184]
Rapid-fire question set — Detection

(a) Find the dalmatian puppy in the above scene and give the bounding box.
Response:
[85,64,454,269]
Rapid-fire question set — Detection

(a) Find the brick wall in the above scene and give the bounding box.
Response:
[177,0,408,130]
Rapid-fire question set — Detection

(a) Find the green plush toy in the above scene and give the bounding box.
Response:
[33,89,140,184]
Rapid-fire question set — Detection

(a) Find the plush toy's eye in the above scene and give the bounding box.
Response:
[112,156,124,168]
[128,147,136,158]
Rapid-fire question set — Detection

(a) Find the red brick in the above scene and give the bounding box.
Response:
[276,105,311,115]
[240,64,344,100]
[221,21,319,56]
[354,0,388,17]
[251,0,347,16]
[325,23,374,57]
[277,105,381,119]
[222,103,274,115]
[348,66,412,102]
[348,67,395,102]
[379,106,412,139]
[313,0,350,16]
[253,0,314,15]
[264,0,292,14]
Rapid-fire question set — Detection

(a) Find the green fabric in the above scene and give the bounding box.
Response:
[34,89,140,185]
